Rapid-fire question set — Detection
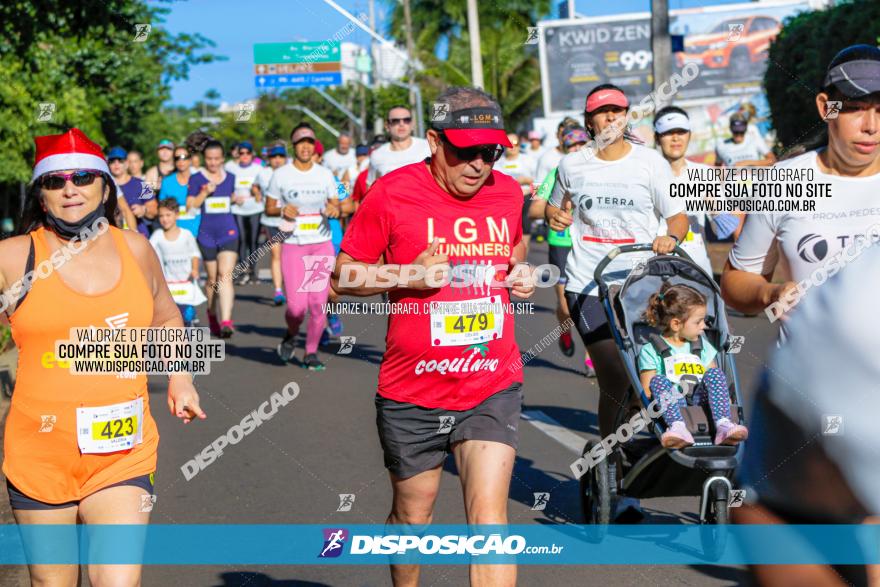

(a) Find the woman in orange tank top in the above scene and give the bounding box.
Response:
[0,128,206,587]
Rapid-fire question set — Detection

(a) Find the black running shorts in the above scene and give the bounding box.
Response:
[375,382,522,479]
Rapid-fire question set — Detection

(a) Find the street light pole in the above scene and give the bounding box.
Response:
[651,0,672,108]
[467,0,484,88]
[285,105,340,138]
[403,0,424,136]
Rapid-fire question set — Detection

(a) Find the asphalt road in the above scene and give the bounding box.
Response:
[0,241,779,586]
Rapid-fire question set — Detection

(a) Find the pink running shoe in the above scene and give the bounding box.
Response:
[661,421,695,449]
[220,320,235,339]
[584,356,596,378]
[715,419,748,445]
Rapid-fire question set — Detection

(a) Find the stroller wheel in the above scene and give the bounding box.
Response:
[710,497,729,525]
[579,441,614,532]
[700,479,731,560]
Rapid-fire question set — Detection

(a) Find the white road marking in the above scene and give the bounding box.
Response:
[521,409,587,455]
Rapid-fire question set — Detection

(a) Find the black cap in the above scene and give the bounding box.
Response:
[431,106,511,148]
[823,45,880,98]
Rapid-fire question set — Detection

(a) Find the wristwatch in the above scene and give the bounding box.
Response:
[670,234,680,245]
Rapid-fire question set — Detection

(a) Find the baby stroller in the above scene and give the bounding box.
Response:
[579,244,745,541]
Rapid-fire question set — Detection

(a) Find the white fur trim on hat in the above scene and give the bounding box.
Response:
[32,153,110,182]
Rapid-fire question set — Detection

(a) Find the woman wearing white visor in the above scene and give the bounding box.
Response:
[653,106,741,277]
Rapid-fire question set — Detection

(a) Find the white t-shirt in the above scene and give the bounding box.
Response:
[526,145,547,161]
[536,147,564,185]
[266,163,338,245]
[256,167,281,227]
[741,246,880,516]
[342,158,369,190]
[367,138,431,185]
[225,162,264,215]
[658,159,714,276]
[323,148,357,179]
[715,133,770,167]
[149,228,201,283]
[729,149,880,325]
[495,153,536,195]
[549,143,684,295]
[495,153,536,179]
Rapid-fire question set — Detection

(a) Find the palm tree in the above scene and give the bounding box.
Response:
[387,0,551,129]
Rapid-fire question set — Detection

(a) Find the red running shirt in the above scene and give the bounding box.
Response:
[341,162,524,410]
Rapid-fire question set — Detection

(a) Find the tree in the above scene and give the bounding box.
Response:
[386,0,551,130]
[204,83,409,156]
[764,0,880,149]
[0,0,221,188]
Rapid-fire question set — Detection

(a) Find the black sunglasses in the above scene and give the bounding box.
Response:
[174,154,190,161]
[239,150,253,155]
[39,170,102,190]
[439,133,504,163]
[388,117,412,125]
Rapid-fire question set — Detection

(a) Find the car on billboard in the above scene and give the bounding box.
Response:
[676,15,781,77]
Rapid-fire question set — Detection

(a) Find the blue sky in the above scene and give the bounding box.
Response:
[155,0,749,106]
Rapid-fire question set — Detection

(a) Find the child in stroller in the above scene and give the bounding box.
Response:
[638,283,749,449]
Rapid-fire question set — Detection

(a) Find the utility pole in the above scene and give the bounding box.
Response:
[402,0,423,136]
[466,0,484,88]
[651,0,672,109]
[369,0,378,86]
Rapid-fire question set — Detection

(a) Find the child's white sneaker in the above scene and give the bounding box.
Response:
[661,420,694,449]
[715,419,748,445]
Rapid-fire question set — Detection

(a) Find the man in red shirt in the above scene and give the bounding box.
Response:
[334,87,534,586]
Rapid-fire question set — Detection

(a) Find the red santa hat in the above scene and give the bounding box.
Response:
[32,128,110,182]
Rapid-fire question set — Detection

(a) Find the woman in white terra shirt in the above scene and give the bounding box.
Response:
[546,83,689,445]
[265,123,351,371]
[721,44,880,338]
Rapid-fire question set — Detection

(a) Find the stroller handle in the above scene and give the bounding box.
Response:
[593,243,693,299]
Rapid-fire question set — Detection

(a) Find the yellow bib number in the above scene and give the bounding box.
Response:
[92,415,139,441]
[673,362,705,376]
[445,313,494,334]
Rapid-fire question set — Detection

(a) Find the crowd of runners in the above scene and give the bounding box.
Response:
[1,41,880,587]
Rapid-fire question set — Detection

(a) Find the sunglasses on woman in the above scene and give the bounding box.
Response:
[440,134,504,163]
[38,170,103,190]
[174,154,190,161]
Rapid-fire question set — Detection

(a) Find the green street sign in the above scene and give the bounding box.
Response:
[254,42,341,64]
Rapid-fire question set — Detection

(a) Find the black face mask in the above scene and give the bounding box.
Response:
[44,201,107,240]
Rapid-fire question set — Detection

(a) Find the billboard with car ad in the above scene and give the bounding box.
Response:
[538,0,811,116]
